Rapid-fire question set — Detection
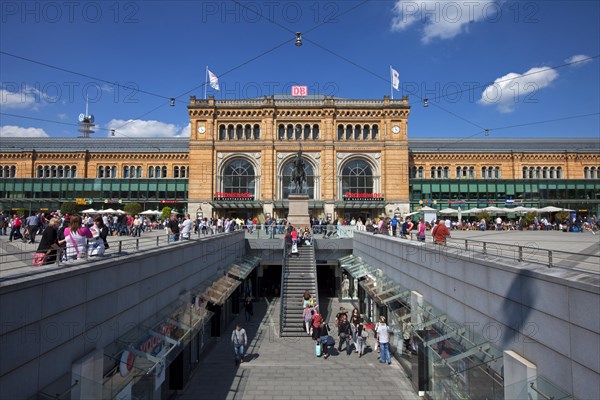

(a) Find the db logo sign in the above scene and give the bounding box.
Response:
[291,85,308,97]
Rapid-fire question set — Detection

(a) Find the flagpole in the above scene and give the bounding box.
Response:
[390,65,393,100]
[204,66,208,99]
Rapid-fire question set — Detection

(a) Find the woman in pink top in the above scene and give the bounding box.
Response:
[417,218,426,242]
[64,215,93,261]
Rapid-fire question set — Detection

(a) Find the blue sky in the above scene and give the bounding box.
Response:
[1,0,599,139]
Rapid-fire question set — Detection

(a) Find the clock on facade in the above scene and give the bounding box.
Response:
[392,125,400,133]
[197,125,206,133]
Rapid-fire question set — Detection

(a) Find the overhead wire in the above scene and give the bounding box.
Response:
[0,50,173,100]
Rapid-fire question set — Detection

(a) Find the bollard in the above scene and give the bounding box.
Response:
[156,236,159,247]
[518,246,523,262]
[136,239,139,251]
[483,242,487,255]
[465,240,468,251]
[548,250,553,268]
[118,240,122,255]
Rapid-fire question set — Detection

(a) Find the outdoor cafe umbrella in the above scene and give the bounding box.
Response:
[98,208,116,214]
[482,206,510,214]
[537,206,574,213]
[80,208,96,214]
[465,207,482,214]
[438,208,459,215]
[140,210,157,215]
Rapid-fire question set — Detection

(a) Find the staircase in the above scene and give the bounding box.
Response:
[280,244,319,337]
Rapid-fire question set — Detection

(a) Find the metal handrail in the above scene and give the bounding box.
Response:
[406,232,600,273]
[279,237,286,335]
[0,231,235,280]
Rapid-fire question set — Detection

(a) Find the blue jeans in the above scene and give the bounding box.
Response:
[379,342,391,363]
[234,344,244,362]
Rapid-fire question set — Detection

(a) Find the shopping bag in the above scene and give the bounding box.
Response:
[315,343,322,357]
[291,242,298,254]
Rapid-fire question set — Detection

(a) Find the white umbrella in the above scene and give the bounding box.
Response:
[438,208,459,215]
[419,206,437,211]
[80,208,96,214]
[98,208,116,214]
[510,206,532,213]
[483,206,509,214]
[405,211,420,217]
[466,207,482,214]
[115,209,125,214]
[538,206,574,213]
[140,210,156,215]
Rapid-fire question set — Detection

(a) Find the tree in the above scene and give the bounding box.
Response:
[554,211,569,223]
[61,202,78,216]
[161,207,172,221]
[523,212,536,228]
[476,211,491,223]
[124,202,143,216]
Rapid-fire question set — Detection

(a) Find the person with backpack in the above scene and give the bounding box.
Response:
[337,314,353,355]
[375,316,392,365]
[401,216,414,239]
[231,323,248,365]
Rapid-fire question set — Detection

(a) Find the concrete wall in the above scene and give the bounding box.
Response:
[352,232,600,400]
[0,232,245,400]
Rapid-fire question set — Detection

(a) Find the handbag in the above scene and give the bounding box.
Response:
[32,252,47,266]
[361,330,369,339]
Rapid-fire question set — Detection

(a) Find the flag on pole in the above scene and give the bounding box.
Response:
[391,67,400,91]
[207,69,220,90]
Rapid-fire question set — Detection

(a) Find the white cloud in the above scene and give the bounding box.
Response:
[106,119,189,138]
[0,125,49,137]
[479,66,559,113]
[391,0,499,43]
[178,123,191,137]
[0,85,45,110]
[57,113,68,120]
[565,54,593,67]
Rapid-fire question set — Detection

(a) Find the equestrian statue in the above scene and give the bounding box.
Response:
[291,148,307,194]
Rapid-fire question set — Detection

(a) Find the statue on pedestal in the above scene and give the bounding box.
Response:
[342,273,350,298]
[353,278,358,299]
[291,148,307,194]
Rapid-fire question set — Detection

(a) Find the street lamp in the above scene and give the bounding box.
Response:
[295,32,303,46]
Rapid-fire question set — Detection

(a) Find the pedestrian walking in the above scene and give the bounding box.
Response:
[337,315,353,355]
[375,316,392,364]
[231,323,248,365]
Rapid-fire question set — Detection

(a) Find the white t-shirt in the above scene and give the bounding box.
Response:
[180,219,193,238]
[65,227,93,259]
[376,323,390,344]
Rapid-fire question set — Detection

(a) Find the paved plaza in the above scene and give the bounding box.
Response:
[177,297,418,400]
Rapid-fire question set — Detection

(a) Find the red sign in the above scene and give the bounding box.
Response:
[160,200,179,204]
[214,192,254,201]
[343,192,384,201]
[291,85,308,97]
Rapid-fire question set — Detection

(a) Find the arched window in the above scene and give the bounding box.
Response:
[161,166,167,178]
[236,125,243,140]
[137,166,142,178]
[312,124,319,140]
[341,159,374,195]
[279,124,285,140]
[371,125,379,140]
[354,125,361,140]
[304,124,311,140]
[148,166,154,178]
[345,125,352,140]
[123,166,130,178]
[363,125,369,140]
[469,167,475,179]
[522,167,527,179]
[443,167,449,179]
[245,124,252,140]
[542,167,548,179]
[222,159,256,195]
[228,125,235,140]
[10,166,16,177]
[174,166,180,178]
[287,124,293,140]
[219,125,226,140]
[430,167,436,179]
[494,167,501,179]
[282,158,315,199]
[556,167,562,179]
[295,124,302,140]
[253,124,260,139]
[337,125,344,140]
[38,165,44,178]
[549,167,555,179]
[417,167,424,178]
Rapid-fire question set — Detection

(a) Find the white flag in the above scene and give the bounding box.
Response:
[391,67,400,91]
[208,69,220,90]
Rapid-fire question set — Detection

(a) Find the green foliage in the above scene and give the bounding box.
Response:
[61,202,78,216]
[523,212,536,226]
[124,202,143,216]
[161,207,172,221]
[554,211,569,222]
[14,207,27,217]
[476,211,491,222]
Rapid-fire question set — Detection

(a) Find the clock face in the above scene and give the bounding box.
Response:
[197,125,206,133]
[392,125,400,133]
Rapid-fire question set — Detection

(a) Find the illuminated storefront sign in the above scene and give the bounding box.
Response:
[343,192,384,201]
[213,192,254,201]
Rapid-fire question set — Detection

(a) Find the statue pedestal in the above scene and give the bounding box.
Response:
[287,194,310,228]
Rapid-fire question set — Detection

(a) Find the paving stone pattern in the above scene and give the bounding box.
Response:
[177,297,418,400]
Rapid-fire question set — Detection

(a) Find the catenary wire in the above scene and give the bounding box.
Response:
[426,55,600,102]
[0,51,173,100]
